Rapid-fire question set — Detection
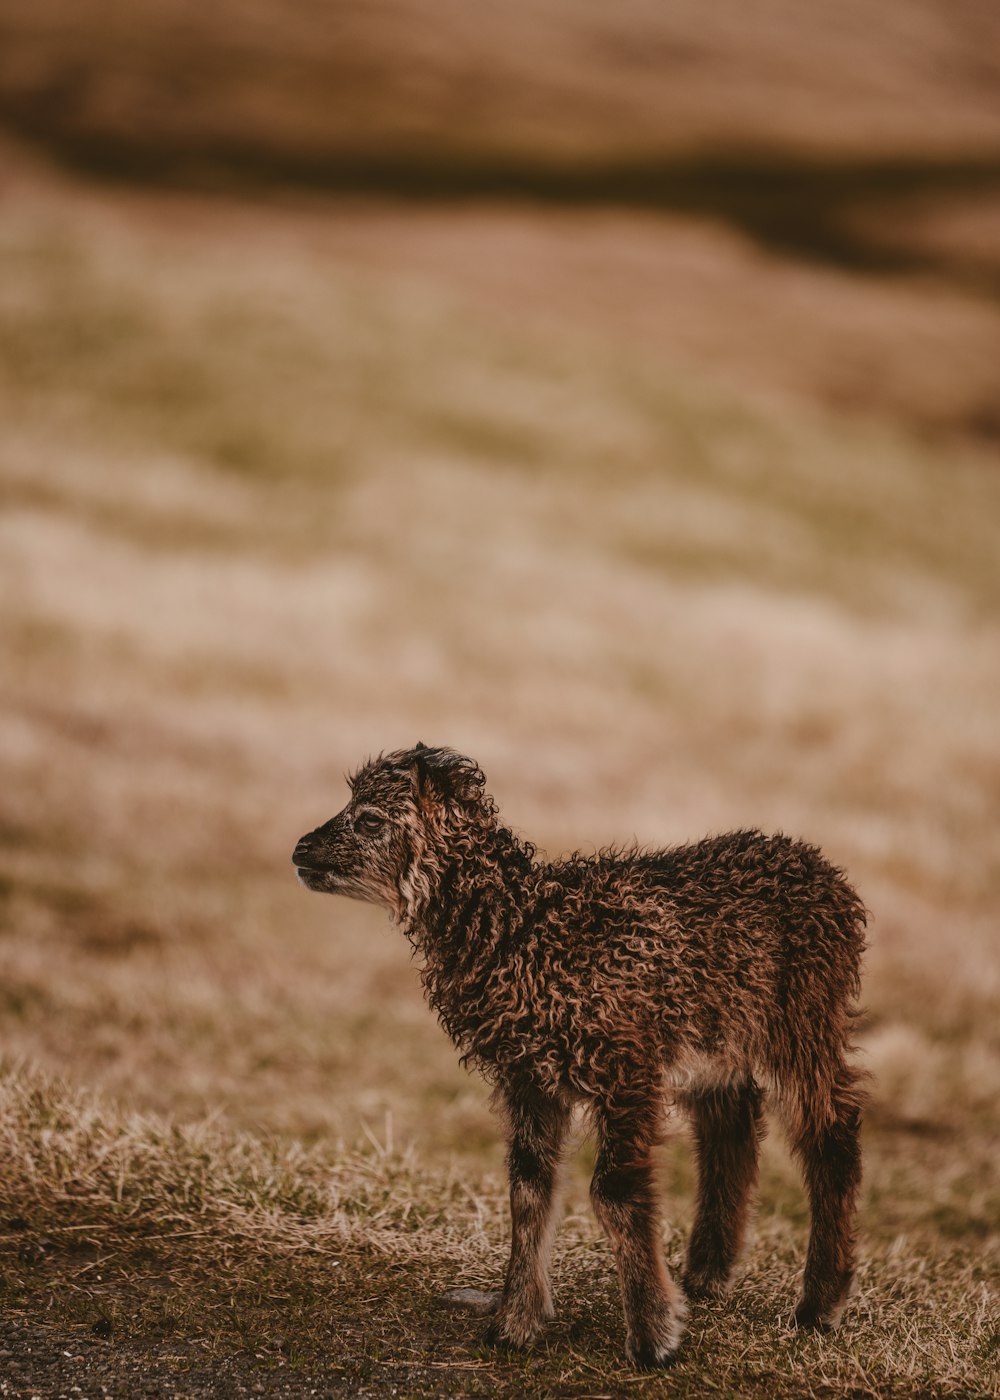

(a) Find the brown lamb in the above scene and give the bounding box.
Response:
[293,744,867,1368]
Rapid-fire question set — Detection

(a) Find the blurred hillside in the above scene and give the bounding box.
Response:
[2,1,1000,443]
[0,0,998,1147]
[3,0,1000,165]
[2,152,999,1148]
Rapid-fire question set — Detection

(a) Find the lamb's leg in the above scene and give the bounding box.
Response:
[681,1080,764,1299]
[590,1093,686,1369]
[790,1067,864,1329]
[483,1079,571,1350]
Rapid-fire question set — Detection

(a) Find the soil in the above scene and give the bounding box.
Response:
[0,1319,352,1400]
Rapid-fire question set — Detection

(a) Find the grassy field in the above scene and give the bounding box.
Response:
[0,142,998,1395]
[1,1070,995,1398]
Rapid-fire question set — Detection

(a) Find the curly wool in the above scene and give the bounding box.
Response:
[402,772,865,1129]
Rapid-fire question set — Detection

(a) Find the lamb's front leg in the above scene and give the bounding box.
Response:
[590,1089,686,1368]
[483,1077,571,1350]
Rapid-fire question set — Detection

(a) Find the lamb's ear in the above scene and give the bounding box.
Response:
[412,746,433,805]
[411,746,482,808]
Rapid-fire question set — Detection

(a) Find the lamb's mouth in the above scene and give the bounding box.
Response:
[294,864,340,892]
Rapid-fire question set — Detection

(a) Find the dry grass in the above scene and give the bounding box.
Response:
[1,1067,997,1397]
[289,199,1000,441]
[0,147,998,1394]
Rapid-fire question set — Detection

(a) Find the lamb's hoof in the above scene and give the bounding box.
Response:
[792,1298,842,1332]
[682,1269,730,1301]
[793,1268,854,1331]
[626,1308,685,1370]
[437,1288,500,1316]
[626,1339,681,1371]
[483,1318,536,1353]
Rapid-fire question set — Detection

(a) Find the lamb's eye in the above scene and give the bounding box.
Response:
[355,812,385,835]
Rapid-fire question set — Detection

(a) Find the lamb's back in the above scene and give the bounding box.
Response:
[529,828,863,992]
[453,829,864,1089]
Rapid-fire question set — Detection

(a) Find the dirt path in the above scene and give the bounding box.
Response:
[0,1319,351,1400]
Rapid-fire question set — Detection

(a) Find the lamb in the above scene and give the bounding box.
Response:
[292,743,867,1368]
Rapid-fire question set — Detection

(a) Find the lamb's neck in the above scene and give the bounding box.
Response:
[407,820,532,966]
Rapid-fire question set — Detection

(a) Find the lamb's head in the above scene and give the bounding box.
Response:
[292,743,489,917]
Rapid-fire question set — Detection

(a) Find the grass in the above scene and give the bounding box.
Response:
[0,149,997,1395]
[1,1067,997,1398]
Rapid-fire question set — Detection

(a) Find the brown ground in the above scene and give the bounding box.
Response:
[0,1317,338,1398]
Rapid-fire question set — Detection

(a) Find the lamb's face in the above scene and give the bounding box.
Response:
[292,759,420,912]
[293,744,485,914]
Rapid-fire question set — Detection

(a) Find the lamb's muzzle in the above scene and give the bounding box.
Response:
[291,840,323,871]
[294,743,868,1368]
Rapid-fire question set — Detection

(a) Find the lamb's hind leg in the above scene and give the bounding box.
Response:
[483,1077,571,1350]
[590,1088,686,1369]
[681,1079,765,1299]
[790,1065,865,1330]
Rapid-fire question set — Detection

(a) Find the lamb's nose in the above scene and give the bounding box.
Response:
[292,838,315,866]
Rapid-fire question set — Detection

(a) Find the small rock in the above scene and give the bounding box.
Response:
[436,1287,500,1315]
